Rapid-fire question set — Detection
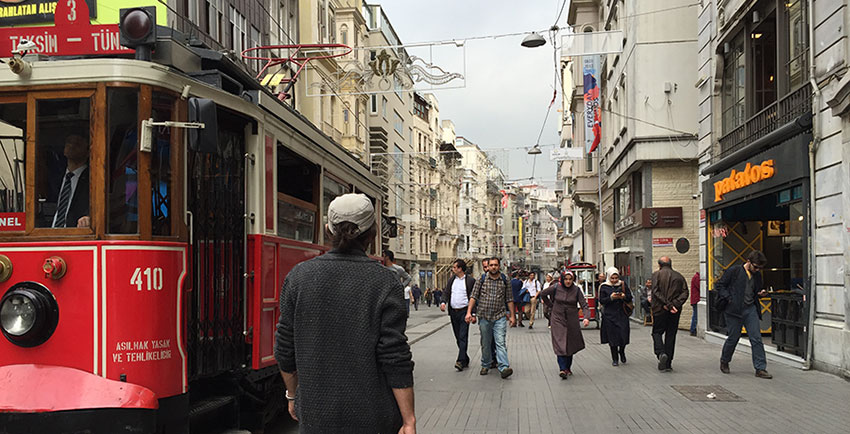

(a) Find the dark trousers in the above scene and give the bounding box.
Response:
[449,308,470,365]
[557,355,573,371]
[721,304,767,371]
[652,310,681,366]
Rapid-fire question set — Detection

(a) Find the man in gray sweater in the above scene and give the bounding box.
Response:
[275,194,416,433]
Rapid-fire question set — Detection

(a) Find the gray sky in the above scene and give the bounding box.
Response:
[377,0,567,186]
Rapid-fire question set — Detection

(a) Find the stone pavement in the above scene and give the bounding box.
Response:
[271,307,850,433]
[412,311,850,434]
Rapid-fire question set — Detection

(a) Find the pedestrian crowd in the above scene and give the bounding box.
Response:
[273,193,774,433]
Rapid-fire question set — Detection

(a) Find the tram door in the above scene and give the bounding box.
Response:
[186,111,247,380]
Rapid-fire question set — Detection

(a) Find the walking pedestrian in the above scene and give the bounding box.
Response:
[542,273,554,326]
[433,288,442,306]
[275,193,415,433]
[424,287,433,307]
[539,270,590,379]
[650,256,689,372]
[524,272,542,329]
[690,272,701,336]
[478,257,499,369]
[599,267,632,367]
[440,259,476,371]
[715,250,772,379]
[403,284,412,315]
[383,249,412,287]
[466,257,516,378]
[412,284,422,311]
[511,272,526,327]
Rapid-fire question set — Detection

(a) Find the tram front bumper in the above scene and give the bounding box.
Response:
[0,364,157,434]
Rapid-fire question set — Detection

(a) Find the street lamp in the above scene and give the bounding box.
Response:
[527,145,543,155]
[521,32,546,48]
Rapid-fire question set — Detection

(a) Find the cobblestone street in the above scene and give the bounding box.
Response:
[272,308,850,433]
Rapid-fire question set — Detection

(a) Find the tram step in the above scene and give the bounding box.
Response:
[188,395,237,419]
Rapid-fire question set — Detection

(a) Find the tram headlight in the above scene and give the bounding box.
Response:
[0,282,59,347]
[1,293,36,335]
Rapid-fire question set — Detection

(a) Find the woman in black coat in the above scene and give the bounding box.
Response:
[539,270,590,379]
[599,267,632,366]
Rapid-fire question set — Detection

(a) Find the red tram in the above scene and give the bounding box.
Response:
[0,6,383,434]
[568,262,600,328]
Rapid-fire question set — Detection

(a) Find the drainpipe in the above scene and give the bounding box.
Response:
[803,0,820,370]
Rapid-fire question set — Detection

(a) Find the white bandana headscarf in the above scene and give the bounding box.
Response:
[605,266,622,287]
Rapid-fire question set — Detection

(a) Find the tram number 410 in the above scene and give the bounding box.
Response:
[130,267,164,291]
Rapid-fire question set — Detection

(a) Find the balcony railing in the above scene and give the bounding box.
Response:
[717,83,811,163]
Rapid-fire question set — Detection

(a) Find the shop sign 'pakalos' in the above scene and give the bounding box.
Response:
[713,160,775,202]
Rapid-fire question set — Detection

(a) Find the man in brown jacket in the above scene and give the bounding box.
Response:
[650,256,689,372]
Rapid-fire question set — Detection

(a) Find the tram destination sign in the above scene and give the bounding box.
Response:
[0,0,95,26]
[0,0,131,57]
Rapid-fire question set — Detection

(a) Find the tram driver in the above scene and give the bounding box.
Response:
[49,133,90,228]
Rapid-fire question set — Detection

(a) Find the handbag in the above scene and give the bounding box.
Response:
[623,300,634,316]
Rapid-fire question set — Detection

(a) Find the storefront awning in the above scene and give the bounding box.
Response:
[604,246,644,254]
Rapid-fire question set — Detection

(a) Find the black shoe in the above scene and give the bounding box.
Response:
[720,361,730,374]
[658,353,669,371]
[528,325,533,330]
[454,361,463,371]
[519,323,525,328]
[559,370,568,379]
[500,367,513,379]
[612,360,619,367]
[620,352,627,364]
[755,370,773,379]
[479,367,489,375]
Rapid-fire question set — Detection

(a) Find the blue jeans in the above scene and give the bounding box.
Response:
[721,304,767,371]
[478,317,509,371]
[449,309,470,365]
[690,303,698,334]
[557,355,573,371]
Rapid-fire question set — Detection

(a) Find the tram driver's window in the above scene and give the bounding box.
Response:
[277,144,318,243]
[106,88,139,234]
[0,103,27,215]
[35,98,91,229]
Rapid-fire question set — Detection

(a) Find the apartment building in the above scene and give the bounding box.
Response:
[434,120,462,290]
[563,1,700,330]
[698,0,850,378]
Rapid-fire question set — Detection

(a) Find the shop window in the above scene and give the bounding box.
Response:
[0,102,26,214]
[751,11,777,113]
[106,88,139,234]
[35,97,91,229]
[722,32,746,135]
[278,143,318,242]
[151,92,175,236]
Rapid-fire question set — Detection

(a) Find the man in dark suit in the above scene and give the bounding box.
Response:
[52,134,90,228]
[440,259,476,371]
[716,250,772,379]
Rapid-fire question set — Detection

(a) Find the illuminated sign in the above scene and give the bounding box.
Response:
[713,160,775,202]
[0,0,131,57]
[0,0,95,26]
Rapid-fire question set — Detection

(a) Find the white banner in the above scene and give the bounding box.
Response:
[550,147,585,161]
[561,30,624,56]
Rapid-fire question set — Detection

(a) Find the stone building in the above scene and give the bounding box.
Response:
[564,0,700,326]
[698,0,849,377]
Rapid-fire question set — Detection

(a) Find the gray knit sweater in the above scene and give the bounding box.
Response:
[275,249,414,433]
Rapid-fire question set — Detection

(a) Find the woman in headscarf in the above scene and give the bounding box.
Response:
[539,270,590,379]
[599,267,632,366]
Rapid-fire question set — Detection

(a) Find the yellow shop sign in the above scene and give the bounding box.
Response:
[713,160,775,202]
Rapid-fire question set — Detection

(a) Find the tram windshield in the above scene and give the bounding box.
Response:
[573,268,597,297]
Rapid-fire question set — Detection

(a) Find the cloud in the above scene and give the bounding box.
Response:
[375,0,565,182]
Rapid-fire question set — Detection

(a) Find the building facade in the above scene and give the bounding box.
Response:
[698,0,849,377]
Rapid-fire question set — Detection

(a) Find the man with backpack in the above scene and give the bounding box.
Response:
[466,257,516,378]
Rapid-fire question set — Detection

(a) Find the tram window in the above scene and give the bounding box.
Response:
[0,103,26,214]
[321,174,351,246]
[106,88,139,234]
[151,92,175,236]
[34,98,91,229]
[278,144,318,243]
